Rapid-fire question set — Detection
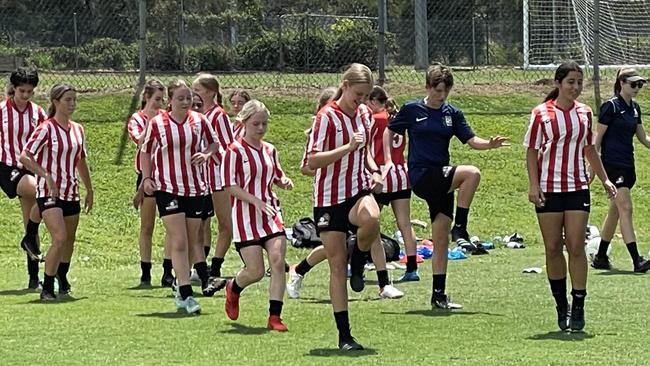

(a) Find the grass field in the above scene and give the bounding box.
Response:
[2,89,650,365]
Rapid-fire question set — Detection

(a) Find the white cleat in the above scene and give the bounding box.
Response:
[379,284,404,299]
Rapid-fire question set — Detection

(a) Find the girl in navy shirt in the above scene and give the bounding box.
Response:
[593,68,650,273]
[386,63,507,310]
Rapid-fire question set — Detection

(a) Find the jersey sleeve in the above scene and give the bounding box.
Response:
[212,110,234,147]
[24,123,49,155]
[127,114,144,144]
[270,145,285,182]
[598,100,615,126]
[36,105,47,123]
[220,146,239,187]
[387,104,410,135]
[307,112,331,154]
[523,109,543,149]
[201,116,218,146]
[636,102,642,125]
[78,124,87,159]
[451,109,475,144]
[141,120,158,154]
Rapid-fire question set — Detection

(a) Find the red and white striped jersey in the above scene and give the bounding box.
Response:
[370,110,409,193]
[307,101,372,207]
[24,118,87,201]
[524,100,593,193]
[204,104,234,192]
[232,122,245,140]
[221,139,285,242]
[141,110,217,197]
[127,109,163,173]
[0,98,46,168]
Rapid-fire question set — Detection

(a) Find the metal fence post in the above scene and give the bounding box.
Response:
[414,0,428,70]
[377,0,387,85]
[73,12,79,71]
[138,0,146,86]
[179,0,185,70]
[593,0,602,113]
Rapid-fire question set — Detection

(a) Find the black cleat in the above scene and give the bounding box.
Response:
[20,234,41,261]
[591,255,612,270]
[431,293,463,310]
[450,225,470,242]
[40,288,57,301]
[202,278,226,297]
[28,278,40,291]
[338,337,364,351]
[634,257,650,273]
[209,267,221,278]
[160,273,174,288]
[569,305,585,332]
[139,279,152,288]
[556,306,570,331]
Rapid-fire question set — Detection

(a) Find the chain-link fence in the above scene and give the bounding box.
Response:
[3,0,642,101]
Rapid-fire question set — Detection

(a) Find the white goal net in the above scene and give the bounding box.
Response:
[524,0,650,69]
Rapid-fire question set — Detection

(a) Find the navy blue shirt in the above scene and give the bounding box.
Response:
[598,95,642,168]
[388,99,475,185]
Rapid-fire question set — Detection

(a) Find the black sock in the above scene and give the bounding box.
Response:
[549,277,568,309]
[231,278,244,295]
[57,262,70,289]
[162,258,173,276]
[27,255,39,279]
[571,288,587,309]
[597,239,611,258]
[25,219,40,236]
[626,242,640,264]
[203,246,210,258]
[333,311,351,339]
[179,284,193,300]
[432,274,446,296]
[269,300,283,316]
[406,255,418,273]
[295,259,313,276]
[194,261,209,287]
[140,261,152,281]
[350,243,368,274]
[43,274,55,293]
[211,257,224,276]
[377,270,389,288]
[454,207,469,228]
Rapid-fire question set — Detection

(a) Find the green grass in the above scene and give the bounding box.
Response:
[2,92,650,365]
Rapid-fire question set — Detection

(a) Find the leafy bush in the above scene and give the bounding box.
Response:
[145,33,181,71]
[236,31,281,70]
[82,38,135,70]
[185,44,235,72]
[329,19,377,70]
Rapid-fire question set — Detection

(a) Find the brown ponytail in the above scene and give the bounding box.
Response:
[193,73,223,107]
[544,61,582,102]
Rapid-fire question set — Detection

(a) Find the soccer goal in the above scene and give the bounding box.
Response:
[523,0,650,69]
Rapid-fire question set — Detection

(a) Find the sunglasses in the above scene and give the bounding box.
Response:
[627,81,645,89]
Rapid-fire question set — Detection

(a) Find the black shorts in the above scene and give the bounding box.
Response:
[373,189,412,207]
[234,231,286,253]
[202,195,214,220]
[36,197,81,217]
[154,191,208,219]
[135,173,155,198]
[0,163,33,199]
[604,162,636,189]
[412,166,456,221]
[535,190,591,213]
[313,191,370,234]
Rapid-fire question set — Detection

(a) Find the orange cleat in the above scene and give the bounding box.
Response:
[224,279,240,320]
[267,315,288,332]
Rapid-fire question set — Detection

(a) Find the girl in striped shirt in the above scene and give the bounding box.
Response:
[228,89,251,140]
[222,100,292,332]
[140,80,219,314]
[128,79,173,288]
[307,63,384,351]
[20,84,93,301]
[1,68,46,290]
[192,74,234,279]
[524,61,616,332]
